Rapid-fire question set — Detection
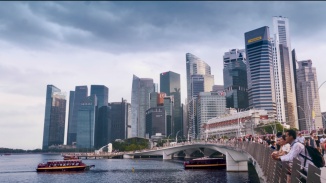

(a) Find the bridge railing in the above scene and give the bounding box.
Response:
[217,140,323,183]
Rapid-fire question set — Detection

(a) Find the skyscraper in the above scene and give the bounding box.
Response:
[67,86,88,145]
[186,53,214,138]
[91,85,109,148]
[272,16,298,128]
[223,49,248,110]
[42,85,66,150]
[146,107,166,137]
[109,98,131,141]
[95,104,110,148]
[76,95,97,148]
[160,71,182,136]
[163,96,174,136]
[91,85,109,108]
[245,26,276,114]
[186,53,212,100]
[131,75,155,138]
[279,44,297,128]
[296,60,322,131]
[196,92,226,139]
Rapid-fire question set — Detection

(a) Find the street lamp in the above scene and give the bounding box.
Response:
[297,105,310,132]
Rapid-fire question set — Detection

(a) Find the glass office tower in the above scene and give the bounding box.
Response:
[67,86,88,145]
[245,26,276,114]
[160,71,182,136]
[223,49,248,110]
[42,85,66,150]
[76,95,97,148]
[131,75,155,138]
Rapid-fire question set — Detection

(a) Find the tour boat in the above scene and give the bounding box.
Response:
[36,160,95,172]
[184,157,226,169]
[63,155,79,160]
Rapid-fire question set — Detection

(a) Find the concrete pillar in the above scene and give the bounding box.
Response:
[184,154,191,159]
[226,152,248,171]
[163,151,172,160]
[123,154,134,159]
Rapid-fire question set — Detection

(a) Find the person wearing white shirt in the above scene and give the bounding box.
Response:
[271,129,313,172]
[272,135,290,156]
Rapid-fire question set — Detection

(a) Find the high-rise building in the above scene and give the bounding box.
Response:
[91,85,110,149]
[109,99,131,141]
[296,60,322,131]
[186,53,212,100]
[279,44,297,128]
[160,71,182,136]
[67,86,88,145]
[186,53,214,138]
[223,49,248,110]
[272,16,298,128]
[42,85,66,150]
[163,96,174,136]
[131,75,155,138]
[145,107,166,137]
[94,105,110,148]
[91,85,109,108]
[196,92,226,139]
[245,26,276,115]
[76,95,97,148]
[271,35,285,123]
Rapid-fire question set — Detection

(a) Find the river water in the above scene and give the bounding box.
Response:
[0,154,260,182]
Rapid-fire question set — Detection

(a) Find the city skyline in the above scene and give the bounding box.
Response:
[1,2,326,149]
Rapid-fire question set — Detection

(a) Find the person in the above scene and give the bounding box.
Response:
[320,135,326,155]
[315,135,321,153]
[270,141,276,150]
[308,132,317,148]
[296,132,305,144]
[271,129,313,175]
[276,132,283,150]
[272,135,290,157]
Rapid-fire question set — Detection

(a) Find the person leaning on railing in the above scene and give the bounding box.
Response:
[272,135,290,157]
[271,129,313,173]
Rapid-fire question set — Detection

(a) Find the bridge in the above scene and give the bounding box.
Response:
[64,141,325,183]
[123,142,248,172]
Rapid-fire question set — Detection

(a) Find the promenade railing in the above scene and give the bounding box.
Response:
[218,140,323,183]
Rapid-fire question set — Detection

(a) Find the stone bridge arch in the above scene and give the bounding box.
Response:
[124,143,248,171]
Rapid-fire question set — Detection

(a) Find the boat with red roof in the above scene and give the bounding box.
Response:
[184,157,226,169]
[36,160,94,172]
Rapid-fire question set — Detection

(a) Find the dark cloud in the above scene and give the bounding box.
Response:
[0,2,325,53]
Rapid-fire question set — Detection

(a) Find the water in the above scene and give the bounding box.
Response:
[0,154,260,183]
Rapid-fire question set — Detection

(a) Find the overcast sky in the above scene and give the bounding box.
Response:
[1,1,326,150]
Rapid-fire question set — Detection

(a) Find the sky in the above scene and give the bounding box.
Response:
[1,1,326,150]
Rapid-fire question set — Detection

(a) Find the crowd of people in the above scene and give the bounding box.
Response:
[214,130,326,182]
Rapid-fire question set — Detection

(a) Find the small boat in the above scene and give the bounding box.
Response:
[36,160,95,172]
[4,153,11,156]
[63,155,79,160]
[184,157,226,169]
